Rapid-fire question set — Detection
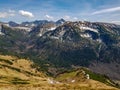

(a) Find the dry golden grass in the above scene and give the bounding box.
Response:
[0,54,119,90]
[0,54,47,85]
[0,82,119,90]
[0,55,16,60]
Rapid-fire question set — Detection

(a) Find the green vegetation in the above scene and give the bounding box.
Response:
[82,68,118,87]
[0,59,13,65]
[11,77,29,85]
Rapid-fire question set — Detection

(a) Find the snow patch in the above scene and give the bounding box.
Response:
[31,24,35,27]
[59,21,64,25]
[80,26,98,33]
[0,32,4,35]
[59,30,66,36]
[96,39,102,43]
[80,33,91,38]
[13,26,32,32]
[38,33,42,37]
[48,27,56,31]
[51,36,59,40]
[25,24,29,27]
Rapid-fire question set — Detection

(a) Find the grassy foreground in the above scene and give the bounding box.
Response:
[0,54,119,90]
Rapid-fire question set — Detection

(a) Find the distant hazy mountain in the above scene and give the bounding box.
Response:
[8,21,19,27]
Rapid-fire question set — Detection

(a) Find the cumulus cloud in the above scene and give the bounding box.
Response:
[0,9,15,18]
[0,12,15,18]
[92,7,120,15]
[45,14,53,19]
[19,10,34,18]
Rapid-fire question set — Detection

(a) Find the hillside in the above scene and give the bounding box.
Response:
[0,20,120,89]
[0,55,47,84]
[0,54,119,90]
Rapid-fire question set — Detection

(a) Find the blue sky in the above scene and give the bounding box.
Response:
[0,0,120,24]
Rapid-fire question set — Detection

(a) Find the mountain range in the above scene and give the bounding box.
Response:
[0,19,120,89]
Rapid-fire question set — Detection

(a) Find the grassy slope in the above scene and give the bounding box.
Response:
[0,54,119,90]
[0,55,47,85]
[55,69,120,90]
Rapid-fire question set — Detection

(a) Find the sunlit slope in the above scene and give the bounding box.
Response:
[0,54,119,90]
[0,55,47,85]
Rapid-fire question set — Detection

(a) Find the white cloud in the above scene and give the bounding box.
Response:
[19,10,34,18]
[92,7,120,15]
[111,21,120,24]
[64,15,70,20]
[73,17,78,20]
[0,12,8,18]
[9,13,15,16]
[45,14,53,19]
[8,9,15,13]
[112,21,120,22]
[0,12,15,18]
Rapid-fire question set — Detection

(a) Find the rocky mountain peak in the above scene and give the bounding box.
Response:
[56,18,65,25]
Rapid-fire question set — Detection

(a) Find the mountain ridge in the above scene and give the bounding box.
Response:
[0,19,120,84]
